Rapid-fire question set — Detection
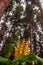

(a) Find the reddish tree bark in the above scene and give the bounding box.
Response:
[37,0,43,18]
[30,24,32,53]
[0,0,10,18]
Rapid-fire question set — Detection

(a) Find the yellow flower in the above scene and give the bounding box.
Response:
[17,41,21,48]
[14,39,30,58]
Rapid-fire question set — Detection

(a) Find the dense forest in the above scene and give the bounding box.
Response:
[0,0,43,65]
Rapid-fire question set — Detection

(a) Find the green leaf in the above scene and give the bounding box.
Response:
[13,53,37,63]
[4,44,14,59]
[37,61,42,65]
[0,53,43,65]
[13,53,43,65]
[35,55,43,64]
[0,56,9,63]
[0,56,12,65]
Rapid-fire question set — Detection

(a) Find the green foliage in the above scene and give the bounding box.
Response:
[35,55,43,63]
[15,6,23,13]
[14,53,37,63]
[4,44,14,59]
[13,53,43,65]
[12,32,18,41]
[37,61,43,65]
[0,56,9,63]
[14,5,23,18]
[0,56,11,65]
[0,53,43,65]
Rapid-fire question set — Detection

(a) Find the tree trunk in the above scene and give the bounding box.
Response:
[0,0,10,18]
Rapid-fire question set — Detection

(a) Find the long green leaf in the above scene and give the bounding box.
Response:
[0,53,43,65]
[4,44,14,59]
[13,53,37,63]
[0,56,9,63]
[35,55,43,64]
[13,53,43,64]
